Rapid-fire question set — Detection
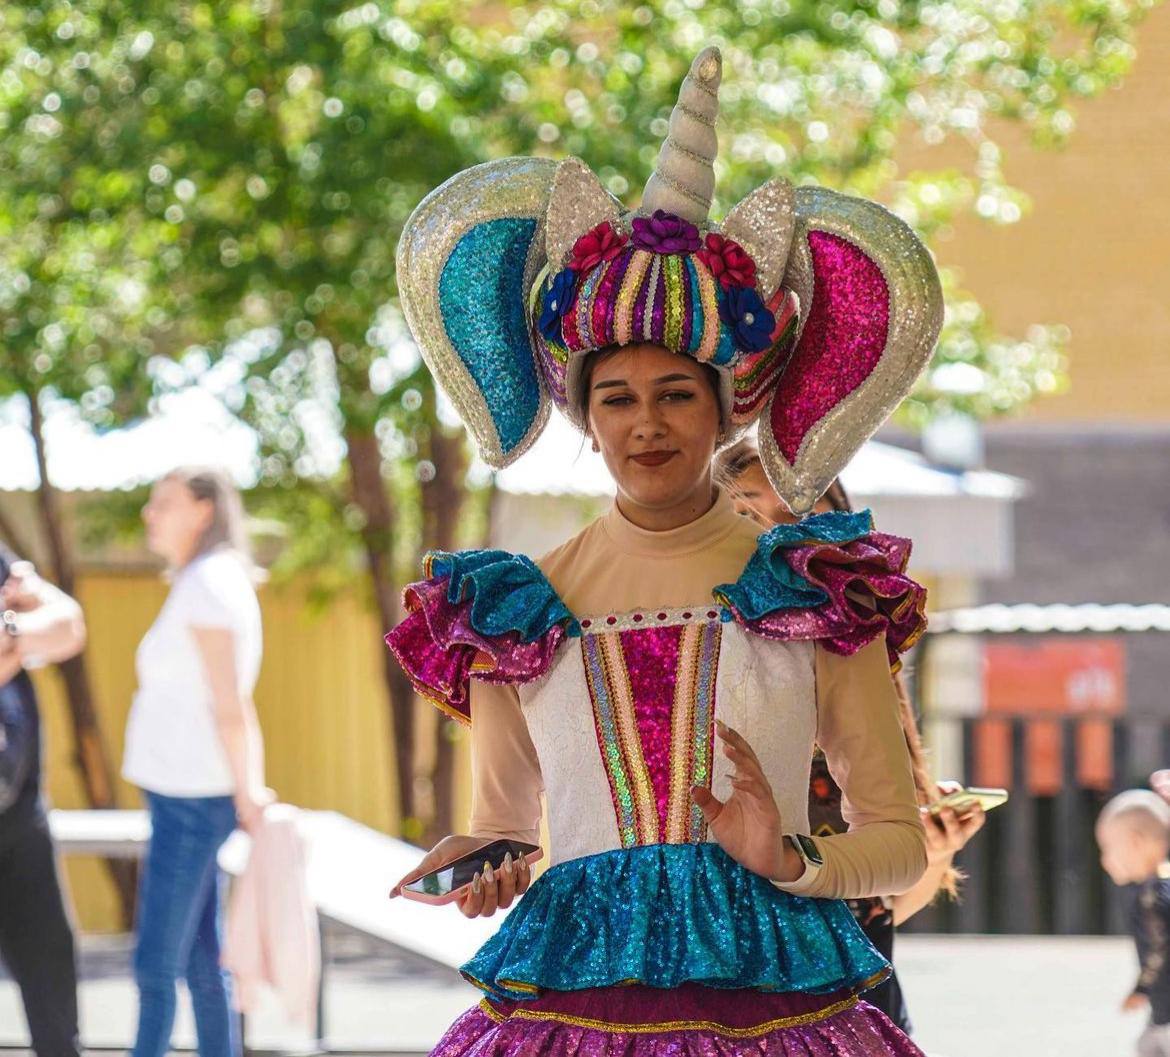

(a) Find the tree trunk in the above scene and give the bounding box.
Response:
[0,501,37,565]
[344,428,419,833]
[26,390,137,925]
[420,422,468,846]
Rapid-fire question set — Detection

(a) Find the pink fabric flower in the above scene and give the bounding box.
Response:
[569,221,628,271]
[698,233,758,290]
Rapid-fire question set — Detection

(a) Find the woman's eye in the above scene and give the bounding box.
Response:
[601,395,634,406]
[661,390,695,402]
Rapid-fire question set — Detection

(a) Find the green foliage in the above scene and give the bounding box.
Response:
[0,0,1158,547]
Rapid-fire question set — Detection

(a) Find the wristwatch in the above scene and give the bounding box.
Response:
[785,833,825,880]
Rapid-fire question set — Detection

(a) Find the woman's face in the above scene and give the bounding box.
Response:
[586,344,721,515]
[729,459,834,527]
[141,477,212,566]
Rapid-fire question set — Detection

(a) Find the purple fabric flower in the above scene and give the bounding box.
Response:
[539,268,577,342]
[630,210,702,254]
[719,285,775,353]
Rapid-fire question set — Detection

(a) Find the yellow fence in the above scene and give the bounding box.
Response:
[34,570,471,932]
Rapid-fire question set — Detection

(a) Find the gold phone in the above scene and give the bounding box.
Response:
[928,786,1008,817]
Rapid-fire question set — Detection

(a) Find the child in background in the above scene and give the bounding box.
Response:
[1097,790,1170,1057]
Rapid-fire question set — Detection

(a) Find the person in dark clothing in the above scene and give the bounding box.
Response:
[1098,789,1170,1056]
[0,545,87,1057]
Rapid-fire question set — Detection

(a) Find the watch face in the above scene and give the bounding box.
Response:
[794,833,825,867]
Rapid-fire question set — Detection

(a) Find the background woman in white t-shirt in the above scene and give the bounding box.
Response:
[123,466,269,1057]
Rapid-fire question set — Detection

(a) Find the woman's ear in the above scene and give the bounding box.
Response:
[590,435,600,453]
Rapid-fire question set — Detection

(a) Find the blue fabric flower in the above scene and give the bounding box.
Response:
[538,268,577,342]
[719,285,775,353]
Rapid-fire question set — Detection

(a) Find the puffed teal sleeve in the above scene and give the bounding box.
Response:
[772,636,927,899]
[466,679,544,846]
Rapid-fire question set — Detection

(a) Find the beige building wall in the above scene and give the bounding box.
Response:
[901,3,1170,423]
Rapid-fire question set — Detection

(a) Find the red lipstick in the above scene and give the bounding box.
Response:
[630,450,677,467]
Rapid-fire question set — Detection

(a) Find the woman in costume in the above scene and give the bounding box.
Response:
[716,442,987,1033]
[389,46,942,1055]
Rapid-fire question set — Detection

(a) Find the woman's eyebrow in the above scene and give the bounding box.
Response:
[593,372,698,390]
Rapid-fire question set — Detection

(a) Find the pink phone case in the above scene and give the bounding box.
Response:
[399,843,544,905]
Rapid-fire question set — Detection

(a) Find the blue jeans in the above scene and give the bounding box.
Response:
[132,792,239,1057]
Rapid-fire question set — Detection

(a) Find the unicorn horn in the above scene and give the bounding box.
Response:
[640,46,722,226]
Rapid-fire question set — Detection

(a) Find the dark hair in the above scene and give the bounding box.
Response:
[577,346,723,431]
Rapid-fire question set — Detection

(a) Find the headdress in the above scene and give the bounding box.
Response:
[396,47,942,514]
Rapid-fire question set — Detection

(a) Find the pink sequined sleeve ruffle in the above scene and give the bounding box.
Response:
[384,549,579,724]
[715,511,926,671]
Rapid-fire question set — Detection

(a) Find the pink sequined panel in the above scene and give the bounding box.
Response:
[582,620,722,847]
[770,231,890,463]
[620,626,682,831]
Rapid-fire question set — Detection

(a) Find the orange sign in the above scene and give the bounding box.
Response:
[975,639,1125,793]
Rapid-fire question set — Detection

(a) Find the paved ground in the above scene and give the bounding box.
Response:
[0,932,1146,1056]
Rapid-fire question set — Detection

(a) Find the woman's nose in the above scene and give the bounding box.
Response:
[633,405,667,438]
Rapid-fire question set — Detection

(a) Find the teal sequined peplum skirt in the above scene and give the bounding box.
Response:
[461,842,889,1001]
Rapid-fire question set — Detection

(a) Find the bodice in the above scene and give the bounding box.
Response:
[520,605,817,865]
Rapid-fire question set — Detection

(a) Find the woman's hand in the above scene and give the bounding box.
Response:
[234,785,276,835]
[390,834,532,918]
[1122,990,1149,1013]
[923,781,986,867]
[691,721,801,883]
[0,562,40,613]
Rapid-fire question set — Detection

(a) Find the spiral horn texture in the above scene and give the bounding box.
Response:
[640,46,722,226]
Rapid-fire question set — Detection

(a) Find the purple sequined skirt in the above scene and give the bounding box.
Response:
[431,982,925,1056]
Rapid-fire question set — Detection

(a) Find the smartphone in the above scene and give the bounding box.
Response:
[928,786,1009,817]
[399,839,542,905]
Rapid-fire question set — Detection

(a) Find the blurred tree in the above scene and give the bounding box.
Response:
[0,13,179,916]
[0,0,1158,840]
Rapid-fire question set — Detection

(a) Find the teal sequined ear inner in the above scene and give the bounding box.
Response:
[396,157,557,468]
[438,218,542,457]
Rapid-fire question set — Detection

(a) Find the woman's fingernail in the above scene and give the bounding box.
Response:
[484,862,494,884]
[503,852,514,875]
[472,873,483,894]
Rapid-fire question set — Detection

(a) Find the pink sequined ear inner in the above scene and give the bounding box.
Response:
[770,231,890,463]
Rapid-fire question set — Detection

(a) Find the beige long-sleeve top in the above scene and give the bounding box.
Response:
[464,490,926,900]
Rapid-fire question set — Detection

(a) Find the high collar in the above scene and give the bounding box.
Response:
[601,488,743,559]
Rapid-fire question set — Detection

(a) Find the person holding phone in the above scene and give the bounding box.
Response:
[388,45,942,1056]
[0,550,86,1057]
[717,439,989,1034]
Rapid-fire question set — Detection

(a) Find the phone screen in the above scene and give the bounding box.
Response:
[403,839,540,898]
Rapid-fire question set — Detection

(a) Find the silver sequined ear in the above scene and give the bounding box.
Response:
[396,156,558,468]
[719,178,796,299]
[544,157,624,270]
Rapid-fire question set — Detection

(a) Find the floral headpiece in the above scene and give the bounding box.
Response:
[396,47,942,513]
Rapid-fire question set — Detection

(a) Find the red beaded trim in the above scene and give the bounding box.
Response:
[577,605,727,634]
